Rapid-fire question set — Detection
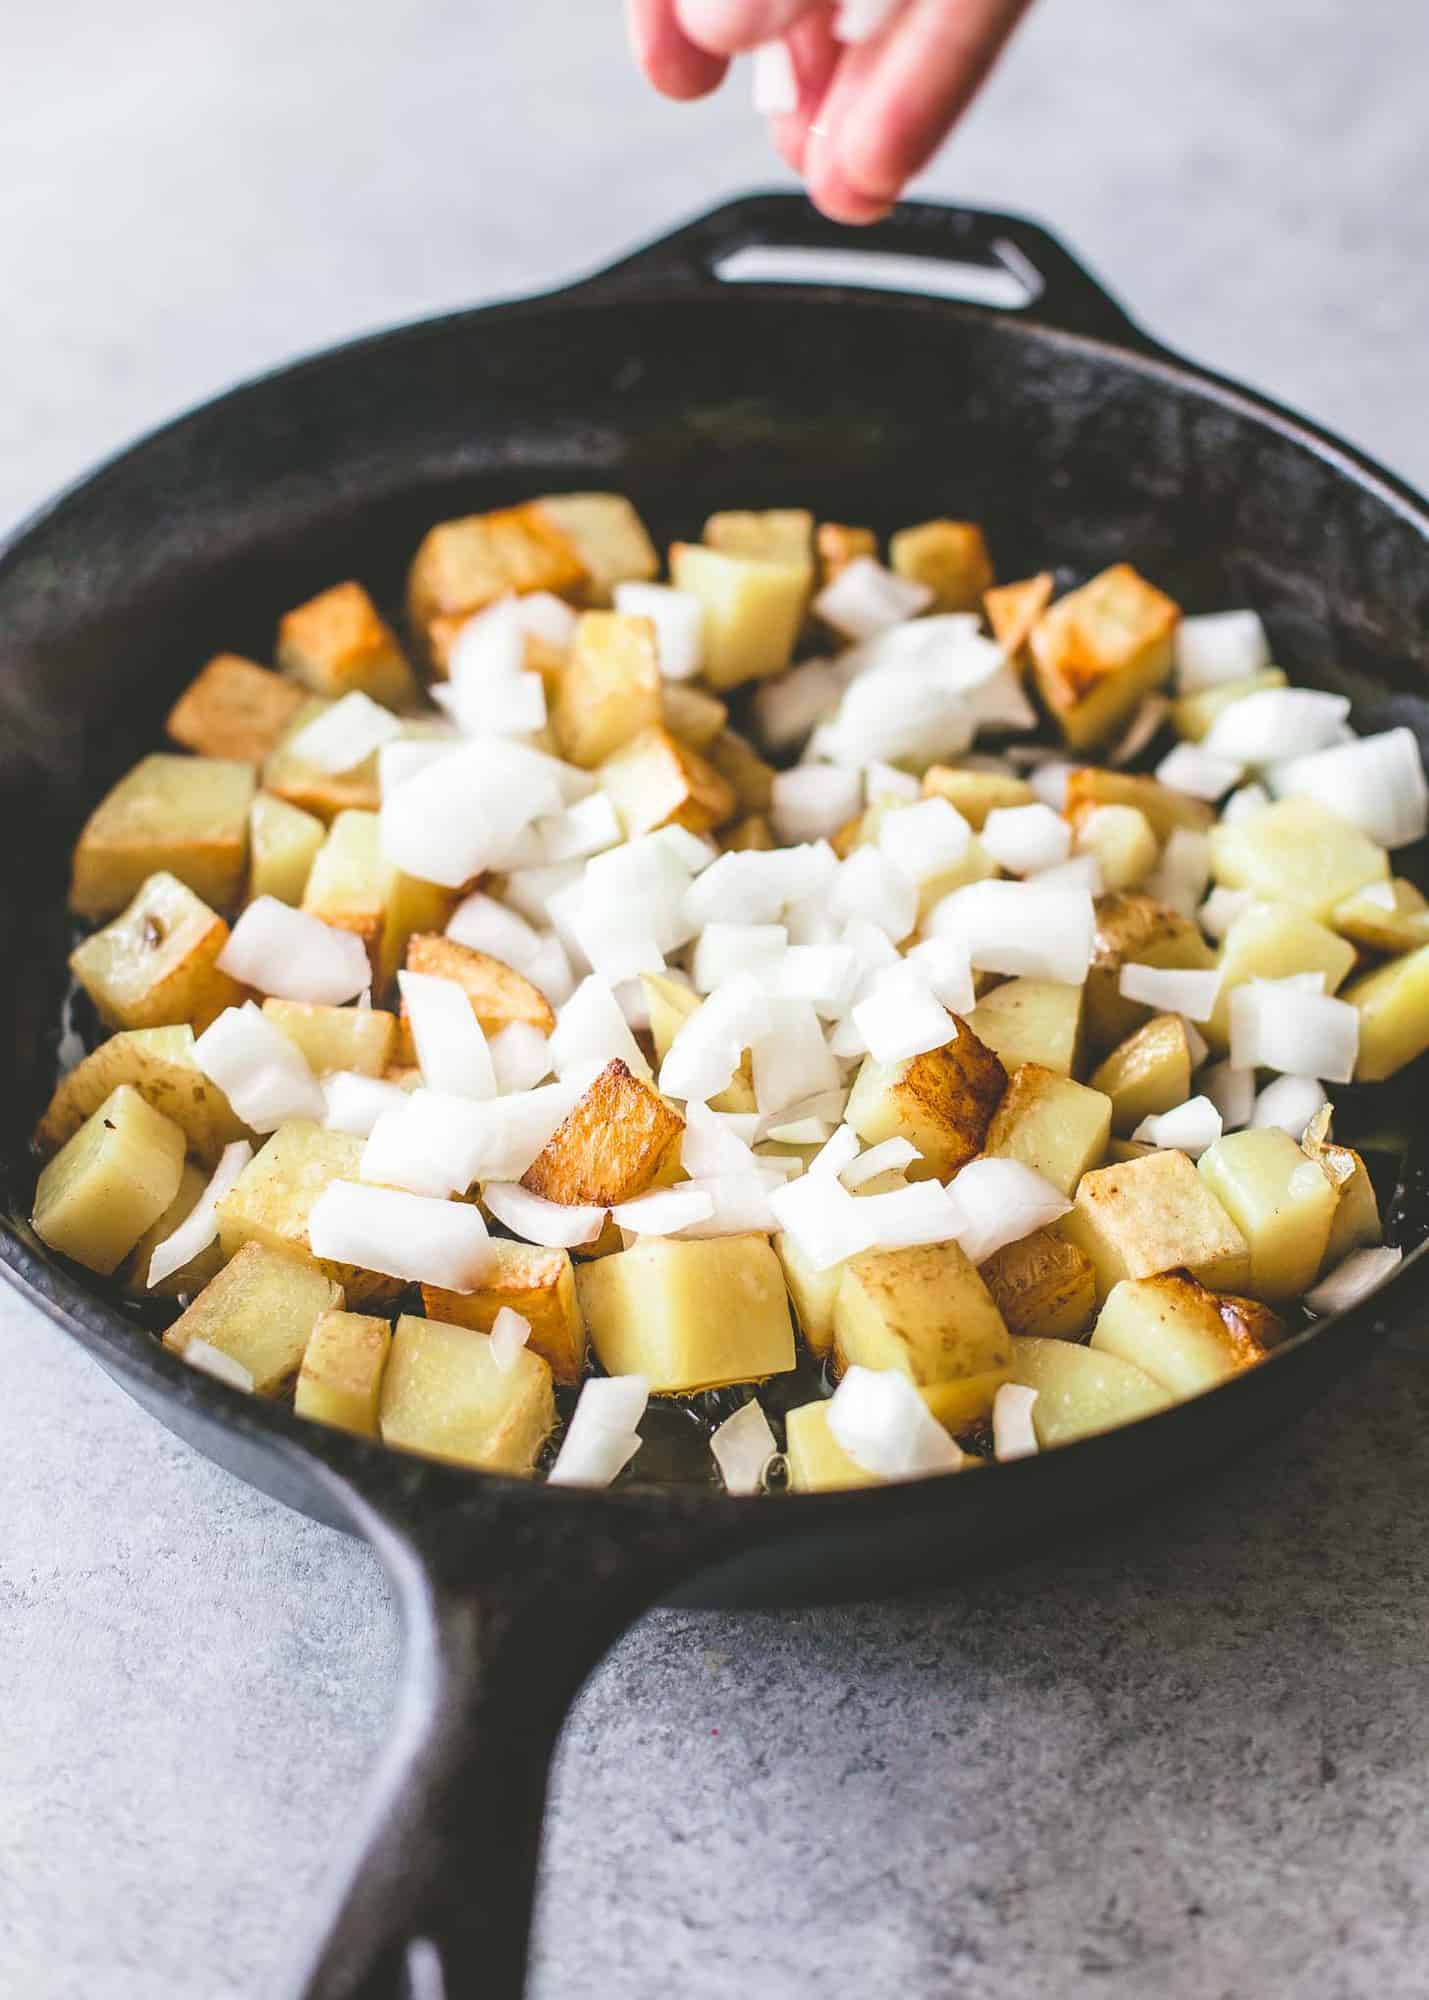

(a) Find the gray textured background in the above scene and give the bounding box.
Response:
[4,4,1428,1996]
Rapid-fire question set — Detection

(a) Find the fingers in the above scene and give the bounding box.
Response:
[626,0,731,98]
[675,0,817,54]
[767,6,843,174]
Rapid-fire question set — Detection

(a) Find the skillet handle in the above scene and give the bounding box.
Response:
[570,190,1152,346]
[288,1474,712,2000]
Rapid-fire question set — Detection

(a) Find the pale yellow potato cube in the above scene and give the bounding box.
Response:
[774,1230,844,1358]
[785,1400,881,1492]
[889,519,994,613]
[381,1314,554,1472]
[1204,902,1357,1053]
[1029,565,1179,751]
[845,1020,1007,1181]
[402,933,554,1043]
[965,979,1084,1079]
[35,1023,247,1164]
[979,1229,1096,1339]
[262,999,396,1077]
[295,1309,392,1437]
[1170,667,1286,742]
[1210,797,1389,920]
[248,792,326,906]
[668,543,807,688]
[522,1058,683,1207]
[1196,1128,1338,1301]
[1085,892,1217,1054]
[641,973,756,1113]
[1074,804,1158,892]
[833,1241,1012,1428]
[1060,1149,1250,1300]
[276,580,418,710]
[1330,878,1429,956]
[1009,1334,1174,1446]
[704,508,814,570]
[701,730,777,814]
[1343,942,1429,1081]
[552,611,663,768]
[599,726,736,838]
[70,754,255,920]
[216,1120,399,1306]
[721,814,775,853]
[407,505,588,665]
[302,810,455,992]
[534,492,658,605]
[165,1240,344,1394]
[577,1235,795,1394]
[1092,1270,1285,1395]
[661,682,729,751]
[1064,766,1212,843]
[1089,1014,1194,1136]
[119,1161,228,1299]
[32,1084,186,1276]
[69,873,245,1035]
[983,1063,1112,1194]
[423,1239,586,1386]
[983,573,1053,668]
[166,653,306,764]
[920,764,1036,829]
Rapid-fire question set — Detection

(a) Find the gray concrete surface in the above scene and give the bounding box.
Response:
[3,3,1428,1995]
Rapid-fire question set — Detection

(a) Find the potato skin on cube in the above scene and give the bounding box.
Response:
[889,519,994,613]
[1330,879,1429,957]
[248,792,326,906]
[668,543,808,689]
[70,873,245,1035]
[216,1120,400,1307]
[816,522,877,587]
[1029,565,1179,751]
[553,612,663,769]
[407,505,588,667]
[576,1235,796,1394]
[1210,797,1389,921]
[1064,767,1212,844]
[403,933,554,1038]
[1091,1270,1285,1396]
[262,700,380,822]
[921,763,1036,828]
[1196,1129,1337,1302]
[262,999,396,1078]
[1343,942,1429,1082]
[521,1058,683,1208]
[1085,892,1216,1055]
[845,1018,1007,1181]
[979,1228,1096,1339]
[1060,1150,1250,1300]
[984,1063,1112,1195]
[833,1241,1013,1428]
[166,653,307,765]
[32,1084,186,1276]
[785,1400,881,1492]
[983,573,1054,668]
[1089,1014,1193,1136]
[1301,1118,1381,1268]
[35,1023,247,1164]
[295,1309,392,1437]
[165,1240,344,1394]
[70,754,256,920]
[276,580,418,710]
[702,730,777,814]
[1008,1335,1174,1447]
[965,980,1084,1081]
[535,492,658,606]
[423,1240,586,1386]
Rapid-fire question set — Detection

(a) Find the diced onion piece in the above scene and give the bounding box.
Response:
[692,923,788,993]
[1131,1095,1223,1158]
[322,1070,412,1139]
[769,1170,876,1271]
[525,935,576,1009]
[751,36,798,113]
[446,890,542,969]
[1203,1059,1255,1131]
[865,761,921,804]
[549,975,651,1080]
[659,972,770,1104]
[1118,962,1222,1023]
[672,1173,786,1236]
[856,1178,964,1249]
[1228,977,1359,1083]
[1204,687,1350,765]
[482,1181,608,1249]
[684,844,838,927]
[1198,886,1256,942]
[753,658,842,751]
[286,691,402,773]
[841,1137,919,1188]
[1109,695,1170,767]
[682,1102,761,1179]
[1356,880,1399,911]
[1174,611,1271,692]
[981,803,1072,875]
[611,1186,717,1237]
[381,740,567,887]
[1221,782,1271,826]
[612,582,704,681]
[309,1181,492,1291]
[379,738,457,800]
[827,1367,964,1480]
[927,880,1095,985]
[1269,727,1428,849]
[828,845,918,942]
[992,1382,1040,1463]
[1027,760,1074,810]
[147,1140,253,1288]
[194,1003,325,1132]
[1304,1245,1403,1317]
[751,996,842,1116]
[710,1399,778,1496]
[1145,827,1212,918]
[488,1306,531,1374]
[1251,1073,1328,1138]
[1155,742,1244,801]
[398,971,496,1101]
[501,861,583,929]
[545,877,665,986]
[851,961,953,1064]
[951,1157,1070,1265]
[807,1124,861,1179]
[540,793,623,863]
[437,669,547,739]
[183,1339,255,1393]
[362,1082,583,1194]
[775,943,860,1020]
[1183,1018,1210,1070]
[902,936,976,1017]
[815,556,933,641]
[488,1021,552,1096]
[832,0,905,41]
[547,1375,649,1488]
[769,1116,833,1145]
[218,897,371,1004]
[1034,853,1104,894]
[449,595,576,686]
[877,796,971,882]
[770,764,864,845]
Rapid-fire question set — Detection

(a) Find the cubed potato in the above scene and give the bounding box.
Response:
[1091,1270,1285,1396]
[1343,942,1429,1081]
[833,1241,1012,1428]
[521,1058,684,1207]
[774,1230,844,1357]
[661,682,729,751]
[816,522,877,587]
[983,1063,1112,1193]
[422,1240,585,1386]
[1215,1291,1289,1355]
[247,792,326,906]
[401,934,555,1050]
[668,543,808,688]
[599,726,736,838]
[1074,804,1158,892]
[1196,1128,1337,1301]
[577,1234,796,1393]
[262,999,396,1077]
[1009,1334,1174,1446]
[1085,892,1217,1054]
[920,764,1036,828]
[294,1309,392,1437]
[1330,878,1429,956]
[407,504,587,663]
[1060,1149,1250,1299]
[119,1161,228,1299]
[261,698,382,822]
[164,1241,344,1394]
[301,810,454,991]
[166,653,307,764]
[983,573,1054,667]
[1029,565,1179,750]
[380,1314,554,1472]
[534,492,658,606]
[642,972,756,1113]
[1301,1116,1382,1269]
[1089,1014,1193,1136]
[722,814,775,853]
[70,754,255,920]
[552,611,663,768]
[36,1023,247,1165]
[216,1120,399,1306]
[69,873,245,1034]
[785,1400,881,1492]
[276,581,418,710]
[845,1019,1007,1180]
[1064,766,1212,844]
[1204,902,1357,1054]
[1210,797,1389,920]
[32,1083,186,1275]
[979,1229,1096,1339]
[965,979,1084,1079]
[704,508,815,571]
[889,519,994,613]
[1170,667,1287,742]
[1106,1139,1159,1164]
[701,730,777,814]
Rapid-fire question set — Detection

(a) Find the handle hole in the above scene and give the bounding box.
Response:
[713,239,1041,310]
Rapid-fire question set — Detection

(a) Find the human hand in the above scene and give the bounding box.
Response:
[625,0,1034,224]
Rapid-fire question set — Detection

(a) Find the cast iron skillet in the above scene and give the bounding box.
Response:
[2,193,1427,2000]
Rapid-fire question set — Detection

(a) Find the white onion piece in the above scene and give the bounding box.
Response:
[286,691,401,773]
[539,793,623,863]
[1203,1059,1256,1131]
[363,1081,583,1194]
[751,37,798,113]
[610,1186,717,1237]
[322,1070,411,1139]
[1174,610,1271,692]
[818,658,976,768]
[488,1306,531,1374]
[545,877,665,987]
[981,803,1072,875]
[437,669,547,739]
[1144,827,1212,918]
[549,976,651,1080]
[448,595,576,685]
[1304,1245,1403,1317]
[1118,962,1222,1022]
[399,971,496,1101]
[1131,1095,1223,1158]
[1155,742,1244,801]
[851,961,953,1064]
[965,660,1038,734]
[446,890,542,969]
[482,1181,607,1249]
[832,0,905,41]
[1204,687,1350,765]
[769,1170,876,1271]
[684,844,837,928]
[806,1123,861,1179]
[218,897,371,1005]
[582,832,704,954]
[547,1375,649,1488]
[194,1003,325,1131]
[381,740,566,887]
[525,934,577,1009]
[751,996,841,1116]
[612,582,704,681]
[1027,760,1074,810]
[1034,853,1104,894]
[147,1139,252,1288]
[710,1399,778,1496]
[309,1181,492,1291]
[815,557,932,641]
[857,1178,964,1250]
[927,880,1095,985]
[902,935,976,1017]
[681,1102,761,1180]
[827,1367,964,1480]
[1221,781,1271,826]
[865,760,921,804]
[1251,1073,1328,1138]
[183,1339,255,1393]
[841,1137,918,1188]
[1269,727,1428,849]
[828,845,917,942]
[692,923,788,993]
[1109,695,1171,767]
[1183,1018,1210,1070]
[752,657,842,751]
[1229,977,1359,1083]
[877,796,971,882]
[488,1021,552,1095]
[775,943,860,1020]
[672,1173,785,1236]
[952,1158,1070,1264]
[758,1087,847,1138]
[992,1383,1039,1463]
[1355,880,1399,911]
[501,861,584,929]
[379,737,457,799]
[1198,886,1256,942]
[660,974,770,1104]
[770,764,863,845]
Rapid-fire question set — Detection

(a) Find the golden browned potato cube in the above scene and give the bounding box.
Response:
[702,730,777,815]
[534,492,658,605]
[1170,667,1287,742]
[661,682,729,750]
[402,933,554,1047]
[119,1161,228,1299]
[70,873,245,1035]
[1074,804,1159,892]
[846,1020,1006,1180]
[1204,902,1357,1054]
[920,764,1036,828]
[1029,565,1179,751]
[889,519,994,613]
[166,653,307,764]
[984,573,1053,667]
[32,1083,186,1275]
[422,1239,585,1386]
[966,979,1084,1080]
[1009,1333,1174,1446]
[295,1309,392,1437]
[408,504,587,658]
[785,1400,881,1492]
[277,580,418,710]
[578,1234,796,1392]
[552,611,662,769]
[979,1228,1096,1339]
[1064,766,1212,844]
[983,1063,1113,1193]
[1342,941,1429,1081]
[1089,1014,1194,1136]
[1085,892,1217,1054]
[1330,878,1429,956]
[599,725,736,839]
[262,699,380,822]
[262,999,396,1077]
[817,522,877,587]
[774,1230,844,1358]
[1091,1270,1285,1396]
[381,1314,555,1471]
[1061,1149,1250,1300]
[1210,797,1389,921]
[165,1240,344,1394]
[833,1241,1012,1428]
[704,508,815,570]
[216,1120,399,1306]
[36,1024,247,1168]
[1197,1129,1337,1301]
[722,813,775,853]
[521,1058,683,1207]
[247,791,326,906]
[70,754,255,920]
[1215,1291,1288,1354]
[668,543,808,689]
